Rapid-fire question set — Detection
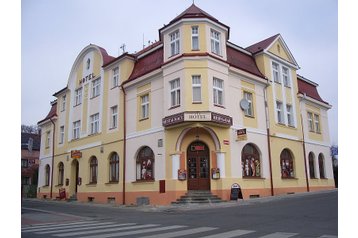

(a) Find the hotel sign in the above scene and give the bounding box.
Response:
[162,111,232,127]
[71,150,82,159]
[237,128,247,141]
[79,73,95,85]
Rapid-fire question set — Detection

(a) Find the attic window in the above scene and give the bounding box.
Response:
[86,58,91,70]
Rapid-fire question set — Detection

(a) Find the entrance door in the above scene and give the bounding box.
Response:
[187,141,210,190]
[71,159,79,195]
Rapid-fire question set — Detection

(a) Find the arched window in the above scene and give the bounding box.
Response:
[109,153,119,182]
[280,149,294,178]
[241,144,261,177]
[89,156,98,184]
[319,153,325,178]
[308,152,316,178]
[58,162,64,185]
[45,164,50,186]
[136,146,154,181]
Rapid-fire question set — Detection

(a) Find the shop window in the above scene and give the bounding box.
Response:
[136,146,154,181]
[89,157,98,184]
[280,149,294,178]
[319,153,325,178]
[242,143,261,177]
[109,153,119,182]
[58,162,64,185]
[308,152,316,178]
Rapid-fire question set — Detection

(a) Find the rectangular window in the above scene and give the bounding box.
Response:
[74,88,82,106]
[243,92,254,117]
[192,75,201,103]
[308,112,314,132]
[91,78,101,98]
[90,113,100,134]
[272,62,280,83]
[314,114,321,133]
[73,120,81,139]
[282,66,290,87]
[213,78,224,106]
[141,95,149,119]
[276,101,284,124]
[170,78,181,107]
[192,26,199,50]
[210,29,221,55]
[170,30,180,56]
[286,104,294,126]
[112,67,119,88]
[21,159,28,168]
[45,131,51,148]
[110,106,118,129]
[61,95,66,111]
[59,126,64,144]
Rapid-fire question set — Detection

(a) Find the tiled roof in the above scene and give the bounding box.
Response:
[227,46,266,78]
[170,4,220,24]
[96,45,116,66]
[21,133,41,151]
[38,102,57,125]
[246,34,280,54]
[297,76,329,105]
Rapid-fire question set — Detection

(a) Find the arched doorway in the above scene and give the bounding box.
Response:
[71,159,79,194]
[187,141,210,190]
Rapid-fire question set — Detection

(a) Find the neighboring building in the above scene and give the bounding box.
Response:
[37,4,335,205]
[21,132,41,197]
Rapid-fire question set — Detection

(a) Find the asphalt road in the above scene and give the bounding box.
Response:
[21,189,338,238]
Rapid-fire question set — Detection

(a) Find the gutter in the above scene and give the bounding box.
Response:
[49,118,56,199]
[120,85,127,205]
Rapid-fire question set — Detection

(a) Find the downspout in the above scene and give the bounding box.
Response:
[120,85,127,205]
[300,113,310,192]
[49,118,56,199]
[263,82,274,196]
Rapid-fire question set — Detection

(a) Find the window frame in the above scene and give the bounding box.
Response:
[286,104,294,126]
[192,75,202,103]
[280,149,294,178]
[73,120,81,140]
[318,153,325,178]
[282,66,291,87]
[45,131,51,148]
[89,113,100,135]
[314,114,321,133]
[89,157,98,184]
[210,29,221,55]
[61,95,66,111]
[58,162,64,185]
[308,152,316,179]
[241,144,261,178]
[276,101,284,124]
[110,105,118,129]
[140,94,149,119]
[91,78,101,98]
[243,91,254,117]
[170,30,180,56]
[136,146,155,181]
[170,78,181,108]
[272,62,280,83]
[59,126,64,144]
[191,26,199,50]
[74,87,82,106]
[213,77,224,106]
[109,153,119,182]
[112,67,119,88]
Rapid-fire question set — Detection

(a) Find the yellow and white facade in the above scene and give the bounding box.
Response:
[37,4,334,205]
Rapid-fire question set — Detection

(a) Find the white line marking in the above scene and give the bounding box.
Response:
[139,227,218,238]
[258,232,298,238]
[198,229,255,238]
[36,223,136,234]
[318,236,338,238]
[22,221,94,230]
[22,221,106,232]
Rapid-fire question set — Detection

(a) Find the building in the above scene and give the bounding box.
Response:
[37,4,335,205]
[21,132,41,198]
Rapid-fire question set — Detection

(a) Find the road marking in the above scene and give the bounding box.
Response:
[139,227,218,238]
[258,232,298,238]
[77,225,187,238]
[197,229,255,238]
[21,220,95,230]
[318,236,338,238]
[21,221,105,232]
[55,224,160,237]
[36,223,136,234]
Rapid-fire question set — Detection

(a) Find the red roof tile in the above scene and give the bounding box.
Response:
[246,34,280,54]
[96,45,116,66]
[170,4,220,24]
[38,102,57,125]
[227,46,266,78]
[297,77,329,105]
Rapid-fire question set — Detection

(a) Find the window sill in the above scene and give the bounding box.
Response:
[192,49,200,51]
[243,176,264,180]
[274,81,282,84]
[55,184,64,187]
[211,51,222,58]
[139,117,149,122]
[192,101,202,104]
[73,103,82,108]
[88,132,100,137]
[244,114,255,119]
[86,183,97,186]
[109,127,117,131]
[214,104,225,109]
[133,180,155,184]
[110,85,120,90]
[90,95,100,100]
[281,177,297,180]
[105,181,119,185]
[169,105,180,110]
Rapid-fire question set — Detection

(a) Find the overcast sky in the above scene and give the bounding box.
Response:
[21,0,338,144]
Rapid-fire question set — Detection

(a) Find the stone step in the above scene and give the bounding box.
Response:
[172,190,225,205]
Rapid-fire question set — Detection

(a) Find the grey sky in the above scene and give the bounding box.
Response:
[21,0,338,144]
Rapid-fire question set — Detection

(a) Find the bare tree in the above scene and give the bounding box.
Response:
[21,124,40,134]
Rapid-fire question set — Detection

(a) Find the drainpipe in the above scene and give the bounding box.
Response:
[263,84,274,196]
[120,85,127,205]
[300,113,310,192]
[49,118,56,199]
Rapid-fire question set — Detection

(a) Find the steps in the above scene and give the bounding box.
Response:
[67,194,77,202]
[172,190,224,205]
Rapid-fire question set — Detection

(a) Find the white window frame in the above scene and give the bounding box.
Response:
[314,114,321,133]
[90,113,100,135]
[110,105,118,129]
[61,95,66,111]
[272,62,280,83]
[210,29,221,55]
[74,88,82,106]
[112,67,119,88]
[170,30,180,56]
[308,112,314,132]
[282,66,291,87]
[59,126,64,144]
[141,95,149,119]
[73,120,81,140]
[45,131,51,148]
[91,78,101,98]
[192,75,201,103]
[170,78,181,107]
[213,78,224,106]
[276,101,284,124]
[286,104,294,126]
[243,91,254,117]
[191,26,199,50]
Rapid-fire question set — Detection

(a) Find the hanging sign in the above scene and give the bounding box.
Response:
[211,168,220,179]
[71,150,82,159]
[237,129,247,141]
[178,169,187,181]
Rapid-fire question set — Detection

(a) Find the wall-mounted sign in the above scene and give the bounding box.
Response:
[237,129,247,141]
[211,168,220,179]
[223,139,230,145]
[71,150,82,159]
[162,111,232,127]
[79,73,95,85]
[178,169,187,181]
[191,145,205,151]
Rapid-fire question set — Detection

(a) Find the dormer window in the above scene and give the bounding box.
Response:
[170,30,180,56]
[86,58,91,70]
[210,29,221,55]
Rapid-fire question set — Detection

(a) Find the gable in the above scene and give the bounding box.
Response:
[268,39,292,63]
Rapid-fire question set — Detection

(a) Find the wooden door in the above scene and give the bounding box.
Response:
[187,142,210,190]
